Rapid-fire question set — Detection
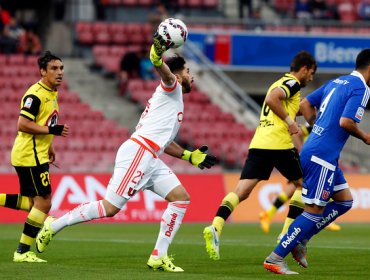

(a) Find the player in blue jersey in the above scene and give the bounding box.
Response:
[264,48,370,275]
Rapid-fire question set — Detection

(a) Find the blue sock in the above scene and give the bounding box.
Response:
[303,200,353,241]
[274,211,322,258]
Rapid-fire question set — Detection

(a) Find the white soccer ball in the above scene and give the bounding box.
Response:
[157,18,188,49]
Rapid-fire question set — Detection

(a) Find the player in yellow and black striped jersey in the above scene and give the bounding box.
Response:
[260,120,342,235]
[203,51,317,261]
[0,51,69,263]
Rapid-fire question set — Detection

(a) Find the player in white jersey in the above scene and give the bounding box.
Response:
[35,32,217,272]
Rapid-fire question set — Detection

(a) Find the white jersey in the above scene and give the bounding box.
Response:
[131,80,184,155]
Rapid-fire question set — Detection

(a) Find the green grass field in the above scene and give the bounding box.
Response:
[1,223,369,280]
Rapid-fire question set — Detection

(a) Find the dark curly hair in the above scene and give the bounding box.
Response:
[356,49,370,70]
[290,51,317,73]
[165,54,186,74]
[38,50,62,70]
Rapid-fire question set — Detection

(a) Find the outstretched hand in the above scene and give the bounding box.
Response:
[182,145,218,169]
[153,31,173,56]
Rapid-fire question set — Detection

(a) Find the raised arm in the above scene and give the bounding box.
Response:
[149,32,176,86]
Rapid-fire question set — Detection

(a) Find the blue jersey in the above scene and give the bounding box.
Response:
[301,71,369,164]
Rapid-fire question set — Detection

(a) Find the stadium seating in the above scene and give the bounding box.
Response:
[104,0,219,9]
[0,54,130,173]
[71,2,366,172]
[75,22,152,47]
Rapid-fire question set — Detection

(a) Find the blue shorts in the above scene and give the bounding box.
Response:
[300,154,348,206]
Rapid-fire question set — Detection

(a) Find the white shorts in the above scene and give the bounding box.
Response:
[105,139,181,209]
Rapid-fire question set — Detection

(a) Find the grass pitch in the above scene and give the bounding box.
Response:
[0,223,369,280]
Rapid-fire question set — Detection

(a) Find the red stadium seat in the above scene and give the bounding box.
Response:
[186,0,202,8]
[338,1,358,22]
[137,0,153,6]
[120,0,138,6]
[78,31,94,45]
[75,22,92,34]
[127,78,145,92]
[93,22,111,44]
[110,45,127,58]
[142,80,157,91]
[126,23,145,45]
[93,45,109,57]
[0,55,7,65]
[203,0,219,8]
[95,31,111,44]
[109,23,128,45]
[107,0,122,4]
[103,56,120,73]
[24,55,39,66]
[7,54,26,65]
[1,67,19,77]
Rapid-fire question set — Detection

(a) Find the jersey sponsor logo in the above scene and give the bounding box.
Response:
[333,78,349,85]
[45,111,59,126]
[321,190,330,200]
[281,227,301,248]
[355,107,364,121]
[259,119,274,127]
[285,79,297,88]
[177,112,184,122]
[127,187,137,197]
[315,209,338,229]
[24,97,33,108]
[165,213,178,237]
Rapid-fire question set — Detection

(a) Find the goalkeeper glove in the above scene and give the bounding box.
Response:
[150,31,173,67]
[48,124,65,136]
[181,145,217,170]
[150,45,163,67]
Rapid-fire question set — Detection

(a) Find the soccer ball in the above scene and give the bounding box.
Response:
[157,18,188,49]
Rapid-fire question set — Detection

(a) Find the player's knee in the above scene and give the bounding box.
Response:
[102,200,120,217]
[33,195,52,213]
[171,192,190,202]
[165,185,190,202]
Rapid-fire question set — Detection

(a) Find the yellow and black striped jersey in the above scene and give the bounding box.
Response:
[249,73,301,150]
[11,81,59,166]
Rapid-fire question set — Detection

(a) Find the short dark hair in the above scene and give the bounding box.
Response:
[38,51,62,70]
[165,54,186,74]
[290,51,317,73]
[355,49,370,70]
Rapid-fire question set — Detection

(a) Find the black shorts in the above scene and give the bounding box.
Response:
[14,163,52,197]
[240,148,303,181]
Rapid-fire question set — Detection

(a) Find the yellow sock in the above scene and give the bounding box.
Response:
[280,189,304,237]
[18,195,31,211]
[0,194,31,211]
[212,216,225,235]
[266,192,289,218]
[19,207,47,246]
[212,192,239,236]
[280,217,294,236]
[290,189,304,208]
[278,192,289,203]
[266,206,277,218]
[0,194,5,206]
